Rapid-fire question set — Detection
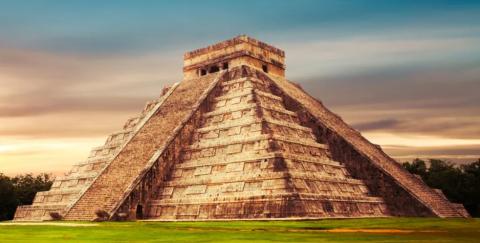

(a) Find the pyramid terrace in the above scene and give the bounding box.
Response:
[14,35,469,221]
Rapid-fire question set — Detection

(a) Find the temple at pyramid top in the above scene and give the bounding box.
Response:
[183,35,285,79]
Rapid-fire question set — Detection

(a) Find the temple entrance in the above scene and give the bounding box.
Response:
[136,205,144,219]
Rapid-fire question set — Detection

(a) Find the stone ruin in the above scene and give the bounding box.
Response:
[14,35,469,221]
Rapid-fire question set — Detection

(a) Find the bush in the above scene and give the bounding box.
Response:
[94,210,110,221]
[111,212,129,221]
[49,212,63,220]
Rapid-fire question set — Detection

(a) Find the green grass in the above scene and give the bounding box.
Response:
[0,218,479,242]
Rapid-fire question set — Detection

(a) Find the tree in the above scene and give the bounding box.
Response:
[402,159,427,178]
[0,173,53,221]
[12,173,53,205]
[423,159,463,203]
[0,174,17,221]
[459,160,480,216]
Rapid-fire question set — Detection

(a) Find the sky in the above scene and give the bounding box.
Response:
[0,0,479,175]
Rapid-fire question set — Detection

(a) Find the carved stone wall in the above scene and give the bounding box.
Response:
[277,93,435,216]
[14,90,173,221]
[267,70,465,218]
[146,66,388,220]
[14,36,467,221]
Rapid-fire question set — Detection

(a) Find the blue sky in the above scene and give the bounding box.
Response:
[2,1,479,53]
[0,0,479,174]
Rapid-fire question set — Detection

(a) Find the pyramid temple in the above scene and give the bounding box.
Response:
[14,35,469,221]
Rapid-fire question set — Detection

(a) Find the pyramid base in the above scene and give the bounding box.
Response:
[14,205,66,221]
[145,194,389,220]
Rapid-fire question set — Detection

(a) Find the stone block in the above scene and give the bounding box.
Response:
[163,187,174,196]
[173,170,183,178]
[177,205,200,216]
[215,202,243,216]
[194,166,212,176]
[200,148,215,157]
[225,162,244,172]
[262,179,287,190]
[227,126,241,136]
[229,97,241,105]
[232,111,242,119]
[226,144,243,154]
[185,185,207,195]
[203,131,219,139]
[222,182,245,192]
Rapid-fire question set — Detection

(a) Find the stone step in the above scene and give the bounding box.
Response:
[196,117,313,141]
[163,171,366,188]
[63,72,223,220]
[55,171,98,182]
[213,87,254,102]
[152,193,384,205]
[188,134,326,151]
[197,116,260,133]
[213,87,282,104]
[177,152,343,170]
[204,103,297,118]
[220,77,266,87]
[74,158,109,167]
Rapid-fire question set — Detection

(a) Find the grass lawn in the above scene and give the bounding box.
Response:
[0,218,479,242]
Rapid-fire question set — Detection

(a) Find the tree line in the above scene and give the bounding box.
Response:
[0,158,478,220]
[0,173,53,221]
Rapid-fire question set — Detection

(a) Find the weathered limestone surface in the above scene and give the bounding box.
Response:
[14,92,171,221]
[145,68,387,220]
[61,72,224,221]
[267,73,465,217]
[14,35,468,221]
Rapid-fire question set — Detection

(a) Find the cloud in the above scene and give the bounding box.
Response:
[1,9,480,175]
[383,143,480,164]
[0,46,183,118]
[365,133,480,164]
[282,35,480,80]
[278,35,480,162]
[349,114,480,139]
[0,45,187,175]
[296,57,480,140]
[353,119,401,131]
[0,47,189,174]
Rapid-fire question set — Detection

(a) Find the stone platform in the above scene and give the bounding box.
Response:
[14,35,468,221]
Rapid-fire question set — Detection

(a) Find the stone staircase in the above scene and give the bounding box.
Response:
[13,94,165,221]
[400,171,461,217]
[148,73,388,220]
[63,73,224,221]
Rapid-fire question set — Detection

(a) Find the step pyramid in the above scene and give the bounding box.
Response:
[14,35,469,221]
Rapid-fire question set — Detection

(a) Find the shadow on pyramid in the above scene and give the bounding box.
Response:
[14,35,469,221]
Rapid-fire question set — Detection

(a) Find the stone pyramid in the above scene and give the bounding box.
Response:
[14,35,469,221]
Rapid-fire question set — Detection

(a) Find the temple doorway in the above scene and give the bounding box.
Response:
[136,205,143,219]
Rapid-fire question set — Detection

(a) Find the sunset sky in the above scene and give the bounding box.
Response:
[1,0,479,175]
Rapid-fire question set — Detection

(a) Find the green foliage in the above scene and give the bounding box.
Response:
[0,173,53,221]
[403,158,480,217]
[459,161,480,216]
[0,174,17,220]
[11,174,53,206]
[402,159,427,178]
